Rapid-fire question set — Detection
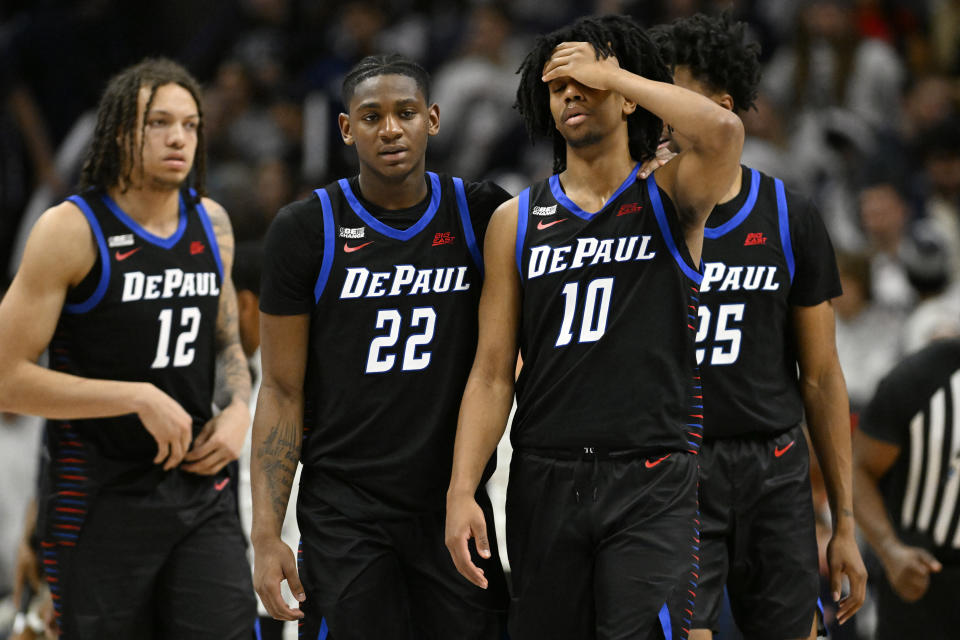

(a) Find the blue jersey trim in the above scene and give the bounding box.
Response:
[100,192,188,248]
[318,617,329,640]
[194,198,224,281]
[704,167,760,239]
[645,175,703,285]
[313,189,336,302]
[453,177,484,277]
[548,164,640,220]
[63,195,111,314]
[338,172,441,241]
[658,603,673,639]
[516,188,529,279]
[775,178,795,283]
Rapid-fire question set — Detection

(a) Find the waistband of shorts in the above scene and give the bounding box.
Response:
[514,445,684,461]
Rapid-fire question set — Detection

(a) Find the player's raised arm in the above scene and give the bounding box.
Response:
[541,41,743,236]
[0,201,192,469]
[446,198,521,588]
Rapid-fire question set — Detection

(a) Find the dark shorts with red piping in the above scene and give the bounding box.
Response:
[506,447,699,640]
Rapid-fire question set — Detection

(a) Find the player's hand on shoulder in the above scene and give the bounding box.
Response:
[444,493,491,589]
[132,383,192,471]
[181,401,249,475]
[883,541,942,603]
[638,140,678,180]
[542,42,620,91]
[253,535,305,621]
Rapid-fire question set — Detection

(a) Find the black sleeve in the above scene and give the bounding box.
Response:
[859,362,915,447]
[464,180,512,250]
[259,196,324,316]
[787,195,843,307]
[858,344,957,446]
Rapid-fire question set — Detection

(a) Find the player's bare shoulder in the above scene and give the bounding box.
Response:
[24,199,99,288]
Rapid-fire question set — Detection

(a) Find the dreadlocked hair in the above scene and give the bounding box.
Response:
[79,57,206,203]
[649,11,761,114]
[515,14,671,174]
[341,54,431,107]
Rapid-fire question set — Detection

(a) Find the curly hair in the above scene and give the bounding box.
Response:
[515,14,671,174]
[78,57,206,202]
[341,54,431,108]
[649,12,761,114]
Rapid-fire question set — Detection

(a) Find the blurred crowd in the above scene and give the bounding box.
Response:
[1,0,959,638]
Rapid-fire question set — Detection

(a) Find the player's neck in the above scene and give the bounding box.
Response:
[107,184,182,236]
[357,168,429,211]
[559,143,636,211]
[718,164,743,205]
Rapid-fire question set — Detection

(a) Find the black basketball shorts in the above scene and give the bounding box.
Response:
[688,424,820,638]
[506,448,699,640]
[295,490,508,640]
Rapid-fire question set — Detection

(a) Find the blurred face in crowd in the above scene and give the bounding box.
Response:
[127,82,199,191]
[339,73,439,182]
[859,183,907,252]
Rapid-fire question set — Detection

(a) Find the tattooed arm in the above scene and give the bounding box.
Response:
[182,199,252,475]
[251,312,309,620]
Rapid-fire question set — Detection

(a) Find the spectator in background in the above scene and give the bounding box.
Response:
[858,179,918,309]
[834,249,905,413]
[916,119,960,282]
[854,336,960,640]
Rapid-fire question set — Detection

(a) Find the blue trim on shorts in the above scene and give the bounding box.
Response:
[659,602,673,638]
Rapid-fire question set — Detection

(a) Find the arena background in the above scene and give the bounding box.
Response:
[1,1,959,638]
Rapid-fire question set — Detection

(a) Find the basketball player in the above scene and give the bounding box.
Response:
[650,14,866,638]
[250,54,510,639]
[854,337,960,640]
[0,58,255,638]
[445,15,743,639]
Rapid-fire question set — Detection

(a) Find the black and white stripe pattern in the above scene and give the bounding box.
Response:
[901,371,960,548]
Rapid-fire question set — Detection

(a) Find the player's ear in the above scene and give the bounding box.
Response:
[717,93,735,112]
[427,103,440,137]
[621,96,637,117]
[338,112,354,146]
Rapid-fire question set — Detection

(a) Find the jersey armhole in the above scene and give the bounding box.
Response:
[312,189,336,303]
[194,194,225,281]
[63,195,111,314]
[515,188,529,282]
[452,177,484,277]
[644,175,703,286]
[774,178,796,284]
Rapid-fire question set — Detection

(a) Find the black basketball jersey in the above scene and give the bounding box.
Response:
[698,166,841,439]
[47,190,221,487]
[260,172,508,519]
[512,167,703,454]
[860,339,960,564]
